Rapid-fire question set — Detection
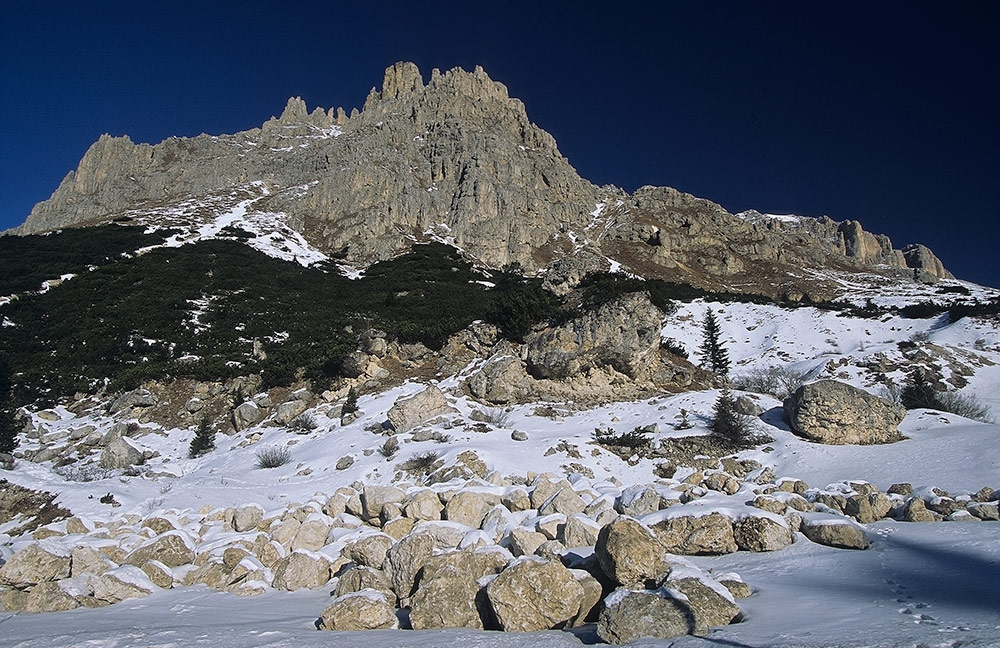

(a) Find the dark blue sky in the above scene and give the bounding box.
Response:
[2,1,997,287]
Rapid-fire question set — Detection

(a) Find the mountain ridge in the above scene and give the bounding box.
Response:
[12,62,953,299]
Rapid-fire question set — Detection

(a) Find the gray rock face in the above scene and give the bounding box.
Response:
[385,386,455,433]
[11,62,950,301]
[784,380,906,445]
[525,293,663,380]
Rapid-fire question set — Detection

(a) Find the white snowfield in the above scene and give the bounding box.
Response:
[2,297,1000,647]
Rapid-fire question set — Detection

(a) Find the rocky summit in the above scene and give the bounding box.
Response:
[15,62,949,299]
[1,63,998,648]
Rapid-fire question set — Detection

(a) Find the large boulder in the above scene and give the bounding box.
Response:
[318,589,398,630]
[418,547,510,585]
[466,356,534,404]
[409,575,486,630]
[123,531,196,568]
[443,490,499,528]
[732,514,794,552]
[271,550,332,590]
[800,515,871,550]
[486,558,585,631]
[347,533,394,568]
[99,437,144,469]
[783,380,905,445]
[290,515,332,551]
[597,589,694,643]
[334,566,395,600]
[667,575,743,634]
[594,517,672,588]
[386,531,436,601]
[0,541,72,588]
[648,512,738,555]
[233,401,263,430]
[525,293,663,380]
[91,566,158,603]
[403,489,443,521]
[385,386,455,433]
[23,581,81,613]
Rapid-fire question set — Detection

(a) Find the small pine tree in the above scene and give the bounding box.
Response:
[700,308,730,377]
[711,387,752,448]
[342,387,359,415]
[900,370,941,410]
[674,408,693,430]
[188,416,216,458]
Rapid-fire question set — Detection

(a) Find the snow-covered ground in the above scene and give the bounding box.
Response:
[2,299,999,647]
[5,518,999,647]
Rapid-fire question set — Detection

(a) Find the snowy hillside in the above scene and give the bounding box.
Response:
[2,295,998,647]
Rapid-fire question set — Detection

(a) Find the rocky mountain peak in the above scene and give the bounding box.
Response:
[9,62,955,297]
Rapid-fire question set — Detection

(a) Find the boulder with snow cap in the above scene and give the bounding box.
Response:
[347,533,395,568]
[123,530,196,568]
[732,513,794,552]
[317,589,398,630]
[0,540,72,588]
[99,437,144,469]
[290,515,333,551]
[597,588,694,643]
[648,511,738,555]
[385,385,455,433]
[23,581,81,613]
[800,514,871,550]
[91,565,158,603]
[783,380,905,445]
[667,573,743,634]
[595,517,672,588]
[271,550,332,590]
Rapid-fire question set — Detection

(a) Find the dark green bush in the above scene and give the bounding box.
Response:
[592,426,652,449]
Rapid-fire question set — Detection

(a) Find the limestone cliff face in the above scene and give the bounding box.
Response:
[13,62,952,293]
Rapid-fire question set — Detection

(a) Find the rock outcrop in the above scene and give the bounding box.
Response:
[525,293,663,380]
